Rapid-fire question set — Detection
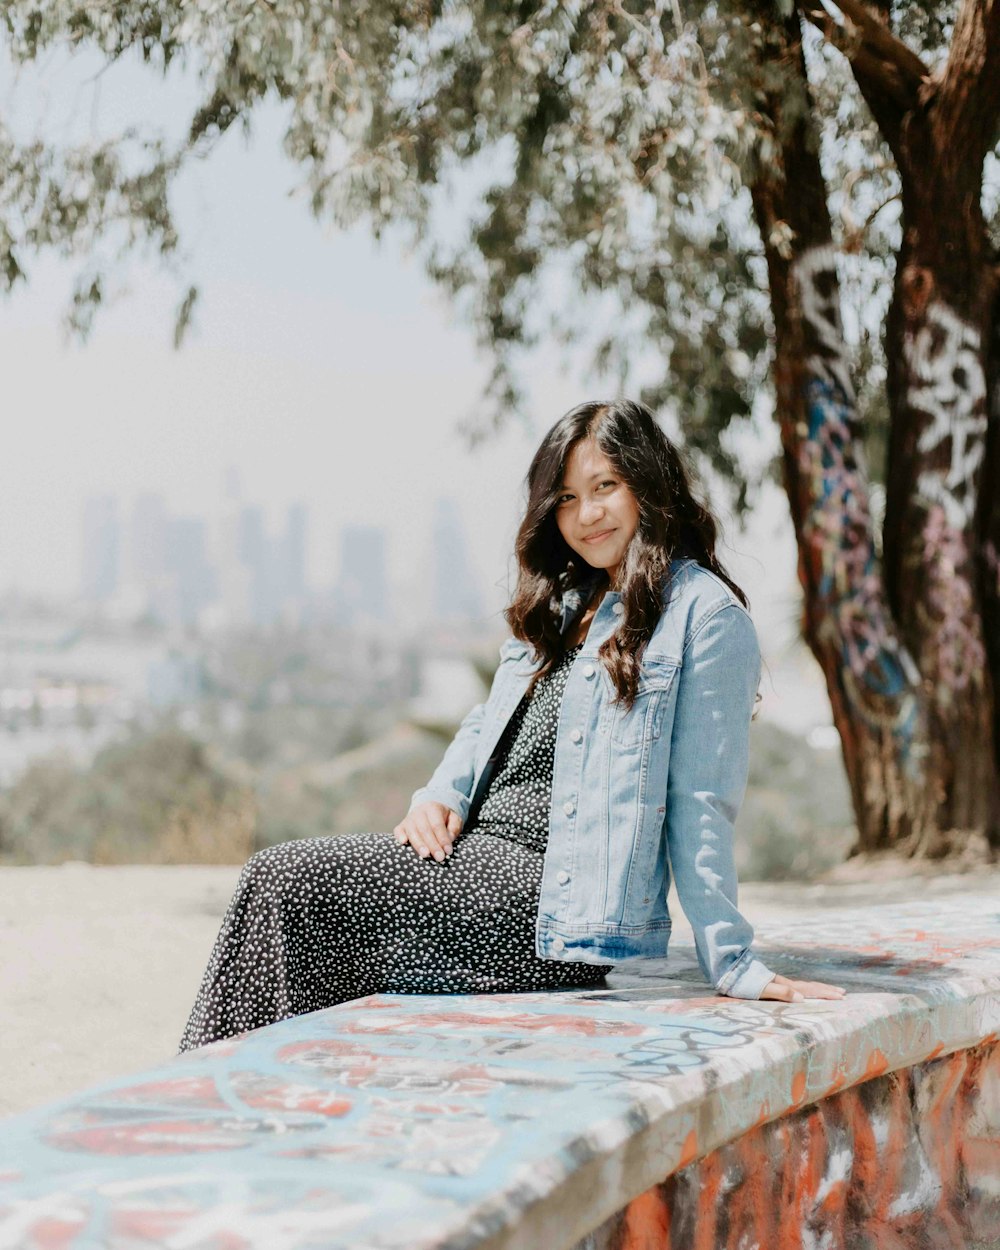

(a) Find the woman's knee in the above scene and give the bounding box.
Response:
[242,843,297,894]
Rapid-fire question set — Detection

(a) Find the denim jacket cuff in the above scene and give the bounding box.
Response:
[716,950,776,1000]
[408,786,471,825]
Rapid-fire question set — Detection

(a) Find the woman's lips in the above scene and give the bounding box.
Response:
[582,528,615,544]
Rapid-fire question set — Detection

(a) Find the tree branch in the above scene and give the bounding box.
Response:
[829,0,929,83]
[797,0,929,111]
[937,0,1000,166]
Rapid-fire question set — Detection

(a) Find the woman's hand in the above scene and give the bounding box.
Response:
[758,972,847,1003]
[393,801,464,862]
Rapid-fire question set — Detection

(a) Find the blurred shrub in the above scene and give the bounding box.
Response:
[0,727,254,865]
[737,720,856,881]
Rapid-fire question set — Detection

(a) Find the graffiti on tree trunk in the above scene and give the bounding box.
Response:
[793,246,920,753]
[903,299,988,698]
[906,302,987,530]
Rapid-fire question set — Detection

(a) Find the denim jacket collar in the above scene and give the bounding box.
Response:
[556,557,696,639]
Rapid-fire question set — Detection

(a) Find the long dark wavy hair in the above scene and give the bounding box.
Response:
[505,398,752,711]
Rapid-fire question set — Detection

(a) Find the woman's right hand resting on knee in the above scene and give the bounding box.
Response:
[393,801,464,862]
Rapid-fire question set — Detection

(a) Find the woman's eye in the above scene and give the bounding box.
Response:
[556,482,614,505]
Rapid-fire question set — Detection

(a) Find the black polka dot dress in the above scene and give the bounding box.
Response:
[178,642,613,1052]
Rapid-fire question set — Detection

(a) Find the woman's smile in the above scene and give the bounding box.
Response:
[583,527,616,544]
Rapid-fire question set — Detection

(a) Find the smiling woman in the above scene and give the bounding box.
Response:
[179,398,845,1053]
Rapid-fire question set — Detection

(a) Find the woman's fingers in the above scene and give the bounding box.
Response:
[759,974,848,1003]
[393,803,459,862]
[414,811,452,861]
[796,979,848,999]
[758,977,799,1002]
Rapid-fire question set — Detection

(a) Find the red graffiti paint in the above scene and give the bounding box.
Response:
[589,1039,1000,1250]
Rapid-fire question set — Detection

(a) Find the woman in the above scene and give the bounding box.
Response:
[179,399,844,1052]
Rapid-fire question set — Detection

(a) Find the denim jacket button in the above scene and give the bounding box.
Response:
[570,728,582,743]
[612,601,624,615]
[551,937,566,952]
[583,663,596,678]
[557,870,570,884]
[562,800,575,816]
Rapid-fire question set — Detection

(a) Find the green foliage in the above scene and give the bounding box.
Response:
[0,1,977,511]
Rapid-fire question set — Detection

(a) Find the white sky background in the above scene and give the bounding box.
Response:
[0,40,804,656]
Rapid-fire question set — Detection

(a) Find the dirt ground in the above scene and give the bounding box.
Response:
[2,859,997,1120]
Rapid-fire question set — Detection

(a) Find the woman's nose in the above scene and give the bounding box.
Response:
[579,498,605,524]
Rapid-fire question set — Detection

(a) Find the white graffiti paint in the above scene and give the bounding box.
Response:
[795,245,857,405]
[905,301,988,530]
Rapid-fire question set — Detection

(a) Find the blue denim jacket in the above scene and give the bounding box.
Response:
[409,556,776,1000]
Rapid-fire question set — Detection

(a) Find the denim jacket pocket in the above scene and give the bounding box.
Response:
[601,656,680,749]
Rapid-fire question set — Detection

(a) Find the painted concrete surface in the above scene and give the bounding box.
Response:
[0,894,998,1250]
[581,1037,1000,1250]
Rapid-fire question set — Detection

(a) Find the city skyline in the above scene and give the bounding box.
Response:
[75,481,487,630]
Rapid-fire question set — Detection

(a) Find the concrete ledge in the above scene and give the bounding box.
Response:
[579,1037,1000,1250]
[1,894,998,1249]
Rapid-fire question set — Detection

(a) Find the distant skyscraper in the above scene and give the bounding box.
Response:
[237,505,277,624]
[213,471,255,627]
[237,506,266,572]
[81,496,120,602]
[432,498,483,621]
[164,517,215,626]
[335,525,388,626]
[280,503,308,605]
[126,493,168,585]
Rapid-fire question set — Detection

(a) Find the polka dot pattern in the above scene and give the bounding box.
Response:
[471,642,584,852]
[178,642,612,1053]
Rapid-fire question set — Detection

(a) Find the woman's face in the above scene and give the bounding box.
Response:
[554,438,641,589]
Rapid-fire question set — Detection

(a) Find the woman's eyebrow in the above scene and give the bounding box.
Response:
[558,471,612,488]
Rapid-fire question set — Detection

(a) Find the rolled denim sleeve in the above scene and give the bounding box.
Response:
[408,699,487,825]
[663,603,775,1000]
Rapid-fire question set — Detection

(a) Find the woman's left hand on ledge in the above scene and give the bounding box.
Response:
[758,973,847,1003]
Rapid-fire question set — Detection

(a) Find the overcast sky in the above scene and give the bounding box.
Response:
[0,40,803,655]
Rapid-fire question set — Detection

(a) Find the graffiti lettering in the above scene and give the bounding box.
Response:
[904,302,988,529]
[796,245,857,405]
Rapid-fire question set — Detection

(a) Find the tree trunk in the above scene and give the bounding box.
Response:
[980,289,1000,839]
[881,220,998,854]
[747,12,952,856]
[831,0,1000,853]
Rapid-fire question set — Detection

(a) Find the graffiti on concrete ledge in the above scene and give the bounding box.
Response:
[586,1037,1000,1250]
